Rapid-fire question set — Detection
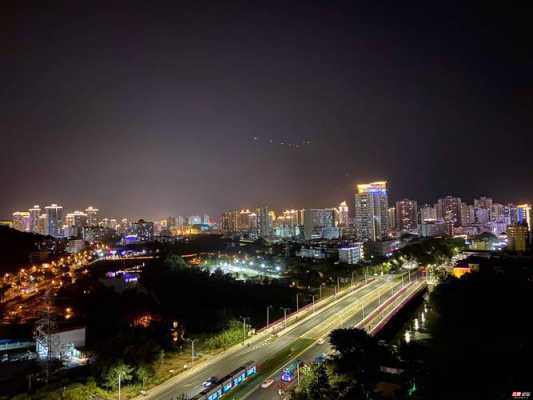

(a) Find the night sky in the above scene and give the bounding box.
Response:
[2,2,532,220]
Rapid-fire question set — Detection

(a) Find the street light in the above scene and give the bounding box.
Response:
[281,307,290,328]
[266,305,273,329]
[240,317,250,343]
[185,338,197,366]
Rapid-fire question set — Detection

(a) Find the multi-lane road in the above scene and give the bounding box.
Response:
[139,275,411,400]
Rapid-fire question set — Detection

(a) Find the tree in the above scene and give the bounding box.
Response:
[103,362,134,390]
[135,365,152,389]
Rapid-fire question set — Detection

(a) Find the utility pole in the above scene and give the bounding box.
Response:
[337,276,340,293]
[185,338,197,366]
[266,305,272,329]
[365,266,368,283]
[312,295,315,313]
[296,294,299,314]
[281,307,290,328]
[351,271,355,287]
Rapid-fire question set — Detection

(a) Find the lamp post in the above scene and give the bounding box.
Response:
[281,307,290,328]
[240,317,250,344]
[266,305,272,329]
[296,294,299,314]
[185,338,197,366]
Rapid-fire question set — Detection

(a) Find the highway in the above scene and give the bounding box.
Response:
[140,276,408,400]
[245,279,425,400]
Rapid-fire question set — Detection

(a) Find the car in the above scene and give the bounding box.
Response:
[202,376,217,388]
[317,337,325,344]
[261,378,275,388]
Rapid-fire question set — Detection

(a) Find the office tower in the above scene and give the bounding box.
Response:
[507,224,529,252]
[436,196,462,227]
[336,201,349,227]
[12,211,30,232]
[354,181,388,241]
[303,208,336,240]
[202,214,210,225]
[419,204,437,223]
[388,207,396,230]
[132,219,154,241]
[65,211,88,237]
[85,206,99,226]
[516,204,531,231]
[44,204,63,237]
[395,199,418,232]
[167,216,177,229]
[274,210,300,238]
[29,205,41,233]
[475,207,490,224]
[504,204,517,225]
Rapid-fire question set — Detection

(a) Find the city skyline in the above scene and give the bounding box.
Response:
[2,3,532,218]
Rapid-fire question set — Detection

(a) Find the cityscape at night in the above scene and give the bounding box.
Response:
[1,2,533,400]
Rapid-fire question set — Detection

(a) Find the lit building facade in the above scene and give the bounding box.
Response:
[44,204,63,237]
[85,206,99,226]
[338,243,364,264]
[354,181,388,241]
[12,211,30,232]
[436,196,462,227]
[516,204,531,231]
[336,201,349,227]
[395,199,418,232]
[303,208,336,240]
[507,224,529,252]
[29,205,41,233]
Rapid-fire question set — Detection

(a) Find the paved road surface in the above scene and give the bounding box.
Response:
[142,277,402,400]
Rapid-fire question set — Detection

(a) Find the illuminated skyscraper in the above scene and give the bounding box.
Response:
[12,211,30,232]
[85,206,99,226]
[507,224,529,252]
[387,207,396,230]
[436,196,462,227]
[516,204,531,231]
[336,201,349,227]
[29,205,41,233]
[395,199,418,232]
[419,204,437,223]
[44,204,63,237]
[354,181,389,241]
[65,211,88,237]
[303,208,336,240]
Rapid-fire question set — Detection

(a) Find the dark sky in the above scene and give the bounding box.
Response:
[2,2,532,220]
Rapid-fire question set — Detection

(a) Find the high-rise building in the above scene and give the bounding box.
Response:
[44,204,63,237]
[167,216,177,229]
[516,204,531,231]
[202,214,210,225]
[29,205,41,233]
[65,211,88,237]
[38,214,48,235]
[474,196,493,210]
[12,211,30,232]
[85,206,99,226]
[490,203,505,222]
[188,215,202,225]
[354,181,388,241]
[436,196,462,227]
[507,224,529,252]
[257,207,273,238]
[395,199,418,232]
[419,204,437,223]
[387,207,396,230]
[303,208,336,240]
[460,203,475,226]
[132,219,154,241]
[336,201,349,227]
